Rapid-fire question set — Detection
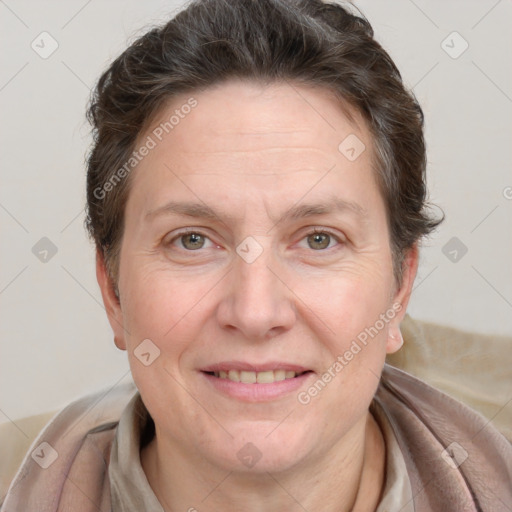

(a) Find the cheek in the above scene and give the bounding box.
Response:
[118,257,229,378]
[119,264,200,350]
[119,269,206,411]
[293,265,393,411]
[301,278,391,414]
[293,261,393,338]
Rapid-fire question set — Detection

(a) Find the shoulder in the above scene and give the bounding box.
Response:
[1,380,137,505]
[375,364,512,510]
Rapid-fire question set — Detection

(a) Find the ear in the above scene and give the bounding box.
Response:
[386,243,419,354]
[96,248,126,350]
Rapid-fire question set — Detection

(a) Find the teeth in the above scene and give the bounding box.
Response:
[240,371,256,384]
[228,370,239,382]
[213,369,304,383]
[274,370,286,381]
[256,371,274,384]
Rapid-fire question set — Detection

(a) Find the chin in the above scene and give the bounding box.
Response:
[204,423,314,474]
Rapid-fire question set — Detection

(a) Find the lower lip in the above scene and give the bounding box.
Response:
[201,371,314,402]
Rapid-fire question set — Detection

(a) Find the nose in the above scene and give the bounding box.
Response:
[216,247,296,341]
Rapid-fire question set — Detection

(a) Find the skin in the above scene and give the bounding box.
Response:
[97,79,418,512]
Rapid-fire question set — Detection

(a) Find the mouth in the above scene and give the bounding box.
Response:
[202,369,312,384]
[199,363,314,401]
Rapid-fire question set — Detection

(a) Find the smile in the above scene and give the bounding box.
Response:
[207,369,310,384]
[200,364,314,401]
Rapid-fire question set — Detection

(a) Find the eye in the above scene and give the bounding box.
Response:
[167,230,215,251]
[299,228,343,251]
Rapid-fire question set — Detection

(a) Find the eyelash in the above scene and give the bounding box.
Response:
[166,227,344,253]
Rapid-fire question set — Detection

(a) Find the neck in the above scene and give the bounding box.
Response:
[141,410,385,512]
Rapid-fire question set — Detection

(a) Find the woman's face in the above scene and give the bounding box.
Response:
[99,80,417,473]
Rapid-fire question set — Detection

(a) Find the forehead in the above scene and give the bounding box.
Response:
[127,79,381,224]
[145,79,369,159]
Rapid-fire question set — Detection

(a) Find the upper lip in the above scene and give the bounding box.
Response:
[200,361,312,373]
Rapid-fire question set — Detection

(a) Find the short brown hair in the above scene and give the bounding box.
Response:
[85,0,443,292]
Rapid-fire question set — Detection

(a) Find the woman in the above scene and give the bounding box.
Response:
[3,0,511,510]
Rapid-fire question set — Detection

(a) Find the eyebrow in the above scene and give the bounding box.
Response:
[145,196,367,225]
